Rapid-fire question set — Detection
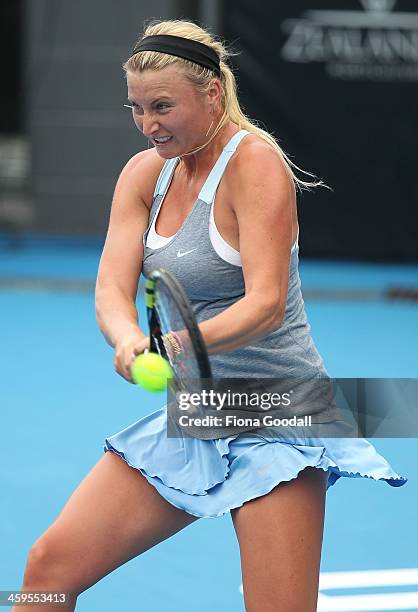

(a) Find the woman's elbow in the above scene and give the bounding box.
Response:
[94,286,104,325]
[262,299,285,333]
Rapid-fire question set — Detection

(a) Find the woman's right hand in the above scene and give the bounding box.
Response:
[114,330,150,383]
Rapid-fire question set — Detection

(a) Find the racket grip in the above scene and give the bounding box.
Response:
[149,334,160,354]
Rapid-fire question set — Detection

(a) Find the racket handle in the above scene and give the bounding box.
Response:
[149,334,161,354]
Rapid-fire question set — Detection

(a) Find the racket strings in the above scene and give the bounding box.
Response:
[146,271,212,404]
[155,291,200,381]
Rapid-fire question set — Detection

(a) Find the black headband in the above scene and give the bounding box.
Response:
[131,35,221,77]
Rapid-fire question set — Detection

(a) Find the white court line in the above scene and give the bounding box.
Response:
[319,568,418,611]
[239,568,418,611]
[319,568,418,589]
[318,592,418,611]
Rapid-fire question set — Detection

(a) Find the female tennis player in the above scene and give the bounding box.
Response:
[14,19,406,612]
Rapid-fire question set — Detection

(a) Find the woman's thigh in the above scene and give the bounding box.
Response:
[231,466,328,612]
[25,451,198,594]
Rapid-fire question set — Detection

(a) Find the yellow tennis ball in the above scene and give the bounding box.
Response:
[131,353,173,392]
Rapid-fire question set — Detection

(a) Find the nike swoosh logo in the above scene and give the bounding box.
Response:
[177,249,197,258]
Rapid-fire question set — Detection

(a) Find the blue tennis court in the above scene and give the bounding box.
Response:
[1,238,417,611]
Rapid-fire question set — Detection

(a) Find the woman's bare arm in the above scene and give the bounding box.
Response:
[95,149,164,379]
[199,140,295,354]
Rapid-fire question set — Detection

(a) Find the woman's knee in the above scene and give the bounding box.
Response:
[23,532,83,595]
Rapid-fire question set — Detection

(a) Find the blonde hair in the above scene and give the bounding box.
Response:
[124,19,327,193]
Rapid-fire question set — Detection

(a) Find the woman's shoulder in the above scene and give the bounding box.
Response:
[226,131,292,189]
[220,130,296,217]
[118,148,167,210]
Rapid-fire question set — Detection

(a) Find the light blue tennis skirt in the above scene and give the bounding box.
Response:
[103,407,407,518]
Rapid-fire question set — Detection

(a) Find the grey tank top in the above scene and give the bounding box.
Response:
[142,130,338,438]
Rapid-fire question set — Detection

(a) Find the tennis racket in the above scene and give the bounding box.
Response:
[145,269,212,399]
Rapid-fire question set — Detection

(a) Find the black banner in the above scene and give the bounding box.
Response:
[222,1,418,261]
